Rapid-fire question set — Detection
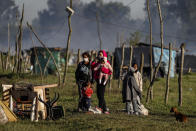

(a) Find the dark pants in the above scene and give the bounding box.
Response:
[97,80,107,111]
[78,83,83,109]
[81,97,91,111]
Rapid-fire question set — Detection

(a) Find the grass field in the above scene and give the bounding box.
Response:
[0,66,196,131]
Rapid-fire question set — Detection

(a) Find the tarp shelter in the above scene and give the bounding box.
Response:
[176,55,196,73]
[114,43,177,78]
[30,47,65,75]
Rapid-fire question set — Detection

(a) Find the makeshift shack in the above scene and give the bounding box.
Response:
[176,54,196,73]
[114,43,177,78]
[30,47,65,75]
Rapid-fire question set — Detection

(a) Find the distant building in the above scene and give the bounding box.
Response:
[114,43,178,78]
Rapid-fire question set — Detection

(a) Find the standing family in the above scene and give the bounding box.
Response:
[75,50,112,114]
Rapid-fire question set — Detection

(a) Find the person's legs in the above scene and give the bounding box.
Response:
[85,98,91,110]
[103,74,108,85]
[132,98,139,115]
[96,83,101,108]
[78,84,83,110]
[99,72,103,84]
[99,83,107,112]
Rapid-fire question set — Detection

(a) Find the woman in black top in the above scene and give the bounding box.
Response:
[75,52,92,111]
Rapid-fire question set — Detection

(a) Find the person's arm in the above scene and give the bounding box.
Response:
[94,64,101,71]
[75,63,80,83]
[106,63,113,73]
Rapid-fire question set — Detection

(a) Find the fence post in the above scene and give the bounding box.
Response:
[140,53,144,76]
[129,45,133,67]
[178,43,185,106]
[118,43,125,88]
[165,43,172,104]
[109,54,114,89]
[77,49,80,65]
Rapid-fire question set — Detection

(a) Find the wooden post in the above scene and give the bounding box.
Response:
[165,43,172,104]
[178,43,185,106]
[77,49,80,65]
[6,23,10,71]
[91,50,94,61]
[17,4,24,73]
[27,22,61,86]
[140,53,144,76]
[146,0,164,103]
[129,45,133,67]
[109,54,114,89]
[0,52,5,72]
[96,13,102,50]
[63,0,73,85]
[118,43,125,88]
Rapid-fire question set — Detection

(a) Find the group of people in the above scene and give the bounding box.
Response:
[75,50,112,114]
[75,49,148,115]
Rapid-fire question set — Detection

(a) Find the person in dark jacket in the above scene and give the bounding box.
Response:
[75,52,92,111]
[122,67,142,115]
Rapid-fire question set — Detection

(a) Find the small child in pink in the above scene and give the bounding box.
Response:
[94,57,113,85]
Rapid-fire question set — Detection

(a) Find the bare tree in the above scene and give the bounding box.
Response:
[165,43,172,104]
[63,0,73,85]
[146,0,164,103]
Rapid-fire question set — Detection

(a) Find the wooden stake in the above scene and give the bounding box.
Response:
[27,22,61,86]
[118,43,125,88]
[77,49,80,65]
[165,43,172,104]
[17,4,24,73]
[6,23,10,71]
[140,53,144,76]
[96,12,102,50]
[29,32,43,82]
[109,54,114,89]
[129,45,133,67]
[178,43,185,106]
[63,0,73,85]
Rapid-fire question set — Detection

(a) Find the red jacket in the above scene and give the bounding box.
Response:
[82,87,93,98]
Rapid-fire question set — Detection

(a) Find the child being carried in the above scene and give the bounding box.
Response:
[94,57,113,85]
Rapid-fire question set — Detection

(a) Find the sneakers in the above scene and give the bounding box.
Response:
[103,111,110,114]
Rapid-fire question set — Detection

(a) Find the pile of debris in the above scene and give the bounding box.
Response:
[0,83,64,124]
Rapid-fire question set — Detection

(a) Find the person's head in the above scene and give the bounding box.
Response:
[100,57,105,64]
[82,52,90,64]
[133,63,138,71]
[98,51,104,58]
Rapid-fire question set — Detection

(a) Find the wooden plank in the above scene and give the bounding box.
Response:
[33,84,58,89]
[0,101,17,122]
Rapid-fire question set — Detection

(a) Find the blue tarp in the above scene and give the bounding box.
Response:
[153,47,176,77]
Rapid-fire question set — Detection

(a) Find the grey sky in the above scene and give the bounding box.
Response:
[15,0,146,22]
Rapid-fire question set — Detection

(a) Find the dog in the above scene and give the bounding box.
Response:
[170,107,187,122]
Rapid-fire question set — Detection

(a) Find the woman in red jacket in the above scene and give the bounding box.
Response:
[91,50,112,114]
